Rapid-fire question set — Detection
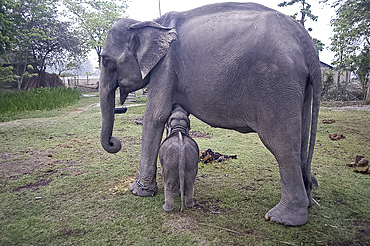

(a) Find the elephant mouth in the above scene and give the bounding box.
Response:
[169,126,188,136]
[119,87,128,105]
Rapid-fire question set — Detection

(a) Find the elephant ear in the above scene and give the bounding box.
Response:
[129,21,177,79]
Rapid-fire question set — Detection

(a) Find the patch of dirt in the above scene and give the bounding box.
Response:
[0,149,80,180]
[193,198,230,214]
[69,103,99,116]
[105,176,137,196]
[321,101,370,111]
[76,85,99,93]
[0,150,46,178]
[240,183,258,192]
[320,101,363,107]
[189,131,211,139]
[355,220,370,236]
[333,105,370,111]
[11,179,52,192]
[161,213,198,235]
[0,153,19,160]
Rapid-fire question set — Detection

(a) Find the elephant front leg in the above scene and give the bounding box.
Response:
[130,103,171,197]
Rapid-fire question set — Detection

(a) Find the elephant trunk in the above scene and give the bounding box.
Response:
[100,85,122,154]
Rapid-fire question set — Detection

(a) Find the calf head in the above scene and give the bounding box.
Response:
[166,105,190,137]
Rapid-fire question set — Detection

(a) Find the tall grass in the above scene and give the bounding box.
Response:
[0,87,81,121]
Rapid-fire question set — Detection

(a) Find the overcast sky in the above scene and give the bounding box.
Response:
[125,0,336,65]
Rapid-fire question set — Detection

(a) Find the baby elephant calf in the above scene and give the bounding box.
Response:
[159,105,199,212]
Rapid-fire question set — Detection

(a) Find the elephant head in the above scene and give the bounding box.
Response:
[99,19,177,153]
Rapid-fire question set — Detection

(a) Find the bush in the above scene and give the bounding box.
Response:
[0,87,81,121]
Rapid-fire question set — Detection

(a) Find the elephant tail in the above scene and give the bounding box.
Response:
[307,60,321,176]
[178,132,185,212]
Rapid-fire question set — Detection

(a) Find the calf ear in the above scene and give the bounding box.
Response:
[129,21,177,79]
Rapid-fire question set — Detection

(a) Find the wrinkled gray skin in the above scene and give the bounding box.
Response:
[159,104,199,212]
[99,2,321,226]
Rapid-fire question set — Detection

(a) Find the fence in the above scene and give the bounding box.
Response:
[61,76,141,102]
[61,76,100,88]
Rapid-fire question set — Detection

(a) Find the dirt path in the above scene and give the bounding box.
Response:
[322,105,370,111]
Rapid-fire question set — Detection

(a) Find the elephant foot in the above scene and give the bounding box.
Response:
[265,200,308,226]
[163,203,174,212]
[185,197,194,208]
[130,179,158,197]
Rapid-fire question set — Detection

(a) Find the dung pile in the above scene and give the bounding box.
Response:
[346,155,370,174]
[199,149,237,163]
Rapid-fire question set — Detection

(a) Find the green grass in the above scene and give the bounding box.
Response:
[0,95,369,245]
[0,87,81,122]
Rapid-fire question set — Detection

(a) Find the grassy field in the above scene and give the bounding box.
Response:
[0,94,369,245]
[0,87,81,122]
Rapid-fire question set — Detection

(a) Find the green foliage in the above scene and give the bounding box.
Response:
[7,0,84,85]
[278,0,325,53]
[321,68,335,100]
[350,48,370,103]
[331,0,369,60]
[1,0,109,79]
[313,38,325,52]
[0,87,81,121]
[278,0,318,25]
[321,68,362,102]
[0,65,16,87]
[0,0,21,60]
[63,0,129,60]
[330,0,370,103]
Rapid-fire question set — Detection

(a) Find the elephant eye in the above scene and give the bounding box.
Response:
[103,58,116,70]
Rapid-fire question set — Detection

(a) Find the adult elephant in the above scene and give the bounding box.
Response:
[99,2,321,226]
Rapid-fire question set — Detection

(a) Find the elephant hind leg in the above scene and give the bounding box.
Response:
[258,121,309,226]
[162,169,179,212]
[184,177,195,208]
[163,188,175,212]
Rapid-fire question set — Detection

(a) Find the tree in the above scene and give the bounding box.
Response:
[330,0,370,103]
[278,0,318,26]
[321,68,335,100]
[63,0,129,62]
[10,0,83,89]
[0,0,21,60]
[0,0,21,88]
[0,65,15,88]
[15,64,38,90]
[351,48,370,104]
[278,0,325,52]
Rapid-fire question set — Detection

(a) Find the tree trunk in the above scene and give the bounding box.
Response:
[365,80,370,105]
[335,72,341,100]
